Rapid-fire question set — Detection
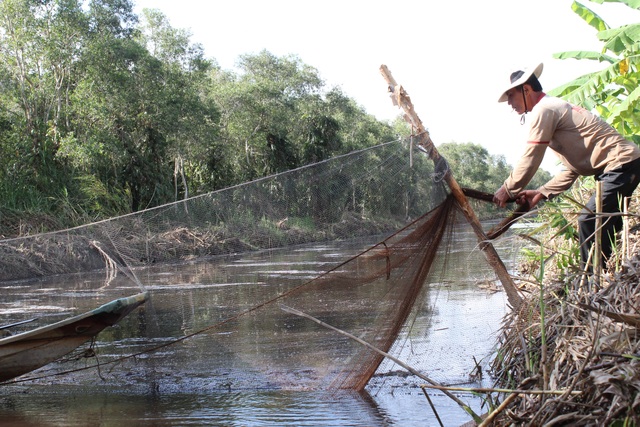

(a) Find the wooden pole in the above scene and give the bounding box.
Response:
[624,197,630,261]
[595,181,602,285]
[379,65,522,310]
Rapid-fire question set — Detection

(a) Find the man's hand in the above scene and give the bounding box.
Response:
[493,186,511,208]
[515,190,546,209]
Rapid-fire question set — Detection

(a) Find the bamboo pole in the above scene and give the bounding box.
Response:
[379,65,522,310]
[595,181,602,285]
[624,197,630,261]
[420,383,581,396]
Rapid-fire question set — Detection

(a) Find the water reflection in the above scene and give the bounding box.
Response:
[0,388,395,427]
[0,227,524,426]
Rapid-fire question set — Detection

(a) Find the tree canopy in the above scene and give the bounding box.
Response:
[0,0,404,222]
[0,0,610,234]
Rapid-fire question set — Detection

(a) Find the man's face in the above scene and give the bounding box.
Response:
[505,85,526,114]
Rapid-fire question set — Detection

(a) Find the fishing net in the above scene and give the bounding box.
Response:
[0,138,522,395]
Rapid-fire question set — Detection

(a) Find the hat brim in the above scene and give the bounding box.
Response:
[498,63,543,102]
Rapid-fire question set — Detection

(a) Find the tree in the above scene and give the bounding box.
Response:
[438,142,492,191]
[136,8,218,199]
[0,4,500,227]
[210,51,324,181]
[61,7,217,212]
[0,0,87,200]
[437,141,553,194]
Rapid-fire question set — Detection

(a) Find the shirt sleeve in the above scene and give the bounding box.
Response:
[503,142,547,196]
[537,169,579,198]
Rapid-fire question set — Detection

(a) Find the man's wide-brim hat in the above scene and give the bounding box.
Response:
[498,63,544,102]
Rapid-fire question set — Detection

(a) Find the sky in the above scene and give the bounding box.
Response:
[133,0,640,173]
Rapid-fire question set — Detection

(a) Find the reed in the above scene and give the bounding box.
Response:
[490,199,640,425]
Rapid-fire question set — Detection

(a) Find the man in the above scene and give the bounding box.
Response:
[493,62,640,270]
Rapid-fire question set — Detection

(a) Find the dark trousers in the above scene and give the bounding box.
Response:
[579,157,640,269]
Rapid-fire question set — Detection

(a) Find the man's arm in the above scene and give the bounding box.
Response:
[494,143,548,208]
[503,143,548,195]
[537,169,579,198]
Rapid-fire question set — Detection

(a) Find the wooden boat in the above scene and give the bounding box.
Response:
[0,292,148,382]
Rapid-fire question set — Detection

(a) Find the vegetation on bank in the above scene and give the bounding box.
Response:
[498,229,640,426]
[0,0,551,237]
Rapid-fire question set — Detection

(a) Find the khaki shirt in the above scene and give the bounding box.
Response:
[504,94,640,198]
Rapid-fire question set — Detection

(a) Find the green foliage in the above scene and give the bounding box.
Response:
[208,50,399,187]
[540,0,640,270]
[550,1,640,138]
[288,216,316,232]
[438,142,492,191]
[571,1,609,31]
[522,196,582,271]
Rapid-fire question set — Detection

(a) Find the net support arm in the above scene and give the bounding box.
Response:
[379,65,522,310]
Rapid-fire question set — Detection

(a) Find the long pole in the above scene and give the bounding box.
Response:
[380,65,522,309]
[595,181,602,285]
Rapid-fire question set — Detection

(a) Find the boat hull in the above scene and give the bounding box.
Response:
[0,292,147,382]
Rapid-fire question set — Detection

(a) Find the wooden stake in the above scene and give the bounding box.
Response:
[379,65,522,310]
[595,181,602,285]
[623,197,630,261]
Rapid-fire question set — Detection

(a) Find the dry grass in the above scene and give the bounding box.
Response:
[488,226,640,425]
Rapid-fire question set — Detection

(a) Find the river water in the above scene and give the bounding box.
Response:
[0,225,524,427]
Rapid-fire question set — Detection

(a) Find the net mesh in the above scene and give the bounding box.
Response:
[0,138,518,393]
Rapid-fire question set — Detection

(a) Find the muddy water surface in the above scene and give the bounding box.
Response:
[0,228,524,426]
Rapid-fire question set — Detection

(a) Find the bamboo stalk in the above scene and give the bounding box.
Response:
[623,197,630,261]
[478,392,519,427]
[595,181,602,285]
[421,387,445,427]
[379,65,522,310]
[420,383,581,396]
